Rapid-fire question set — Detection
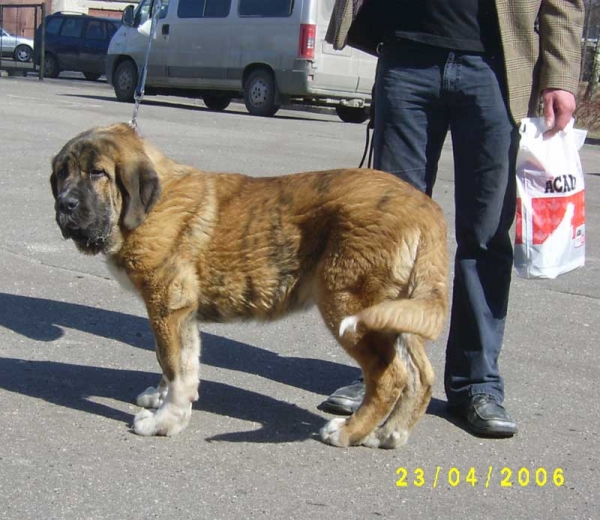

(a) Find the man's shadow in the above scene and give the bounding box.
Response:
[0,292,461,442]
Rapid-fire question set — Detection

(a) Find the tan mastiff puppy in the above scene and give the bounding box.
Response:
[50,123,448,449]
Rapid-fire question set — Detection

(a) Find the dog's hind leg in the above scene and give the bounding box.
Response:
[133,307,200,436]
[360,333,434,449]
[318,291,407,447]
[320,329,407,447]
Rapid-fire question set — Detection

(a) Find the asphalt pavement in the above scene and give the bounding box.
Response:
[0,74,598,519]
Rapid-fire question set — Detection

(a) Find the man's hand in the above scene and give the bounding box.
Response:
[542,89,577,139]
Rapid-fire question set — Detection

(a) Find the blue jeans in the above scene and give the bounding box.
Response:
[372,40,519,407]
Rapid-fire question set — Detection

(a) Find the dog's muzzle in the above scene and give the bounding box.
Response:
[56,192,81,232]
[54,188,109,253]
[56,190,83,237]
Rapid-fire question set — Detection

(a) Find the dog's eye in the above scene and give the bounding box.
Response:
[89,169,107,180]
[57,168,69,180]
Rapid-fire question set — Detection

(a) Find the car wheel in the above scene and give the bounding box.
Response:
[14,45,32,63]
[43,53,60,78]
[243,69,280,117]
[335,105,370,124]
[202,93,231,111]
[83,72,102,81]
[113,60,138,102]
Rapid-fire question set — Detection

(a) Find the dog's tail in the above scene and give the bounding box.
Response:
[339,298,446,340]
[340,242,448,341]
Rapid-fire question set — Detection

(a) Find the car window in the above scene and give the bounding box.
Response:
[45,18,63,35]
[107,22,119,39]
[85,20,106,40]
[136,0,169,25]
[60,18,84,38]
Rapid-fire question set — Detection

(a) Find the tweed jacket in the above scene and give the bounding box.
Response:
[326,0,584,123]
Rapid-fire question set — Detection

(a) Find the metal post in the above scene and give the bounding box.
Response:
[40,2,45,80]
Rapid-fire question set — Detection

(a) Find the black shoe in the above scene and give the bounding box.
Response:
[452,395,518,438]
[320,378,365,415]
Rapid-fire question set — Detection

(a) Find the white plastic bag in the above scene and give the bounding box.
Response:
[514,117,587,279]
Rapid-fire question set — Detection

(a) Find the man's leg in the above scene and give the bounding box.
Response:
[444,52,519,436]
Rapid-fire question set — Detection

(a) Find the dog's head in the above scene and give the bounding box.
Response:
[50,123,161,255]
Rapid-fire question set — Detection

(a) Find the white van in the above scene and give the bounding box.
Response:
[106,0,376,122]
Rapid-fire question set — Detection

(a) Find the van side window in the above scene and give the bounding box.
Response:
[136,0,170,25]
[60,18,84,38]
[178,0,231,18]
[239,0,294,17]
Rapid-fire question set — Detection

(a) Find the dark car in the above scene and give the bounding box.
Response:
[34,12,120,80]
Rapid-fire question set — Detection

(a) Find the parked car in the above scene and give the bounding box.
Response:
[34,12,120,80]
[0,27,34,62]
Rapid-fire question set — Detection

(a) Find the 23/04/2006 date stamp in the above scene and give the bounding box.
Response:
[395,467,565,488]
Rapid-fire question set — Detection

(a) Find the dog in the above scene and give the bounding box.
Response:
[50,123,448,449]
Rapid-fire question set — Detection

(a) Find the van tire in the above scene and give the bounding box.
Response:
[244,69,280,117]
[113,60,138,102]
[336,105,369,124]
[43,53,60,78]
[202,93,231,111]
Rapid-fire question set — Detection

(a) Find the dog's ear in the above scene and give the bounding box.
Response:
[118,153,161,230]
[50,155,61,200]
[50,170,58,200]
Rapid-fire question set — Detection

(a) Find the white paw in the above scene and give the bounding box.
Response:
[339,316,359,337]
[133,402,191,437]
[136,386,167,409]
[361,429,408,449]
[320,417,348,447]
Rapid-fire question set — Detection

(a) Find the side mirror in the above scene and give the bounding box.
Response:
[122,5,135,27]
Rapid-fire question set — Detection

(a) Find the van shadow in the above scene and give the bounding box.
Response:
[60,93,339,123]
[0,292,357,443]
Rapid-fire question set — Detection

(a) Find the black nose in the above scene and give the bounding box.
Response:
[57,193,80,214]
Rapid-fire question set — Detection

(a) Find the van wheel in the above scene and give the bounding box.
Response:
[43,53,60,78]
[244,69,280,117]
[202,93,231,111]
[336,105,369,124]
[113,60,138,102]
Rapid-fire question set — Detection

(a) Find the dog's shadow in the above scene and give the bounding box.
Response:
[0,292,362,443]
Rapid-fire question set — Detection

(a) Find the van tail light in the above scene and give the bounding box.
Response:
[298,23,316,59]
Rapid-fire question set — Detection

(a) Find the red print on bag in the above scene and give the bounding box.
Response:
[516,191,585,245]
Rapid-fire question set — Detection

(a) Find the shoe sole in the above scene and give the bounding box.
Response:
[466,422,518,438]
[319,401,357,416]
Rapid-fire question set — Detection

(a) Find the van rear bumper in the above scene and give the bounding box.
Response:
[275,61,371,103]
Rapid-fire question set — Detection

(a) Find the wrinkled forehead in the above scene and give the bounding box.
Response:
[53,133,122,175]
[52,124,140,174]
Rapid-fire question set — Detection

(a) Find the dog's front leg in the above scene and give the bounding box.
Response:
[133,308,200,436]
[136,373,168,409]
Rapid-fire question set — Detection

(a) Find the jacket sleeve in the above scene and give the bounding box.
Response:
[538,0,584,94]
[325,0,365,50]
